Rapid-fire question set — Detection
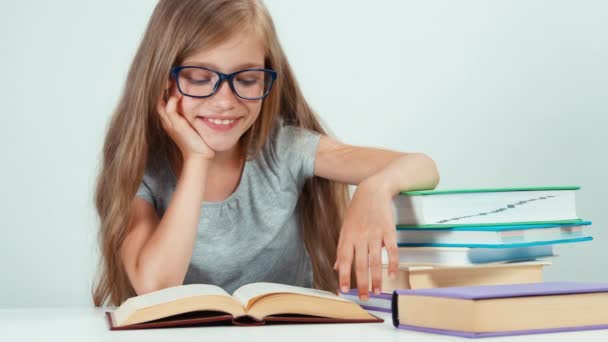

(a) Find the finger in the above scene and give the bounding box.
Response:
[369,238,383,295]
[156,94,168,120]
[336,242,354,294]
[164,96,180,125]
[384,231,399,280]
[354,243,370,300]
[333,235,345,270]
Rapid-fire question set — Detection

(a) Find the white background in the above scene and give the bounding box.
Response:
[1,0,606,307]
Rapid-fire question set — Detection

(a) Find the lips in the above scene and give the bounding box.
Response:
[196,116,242,132]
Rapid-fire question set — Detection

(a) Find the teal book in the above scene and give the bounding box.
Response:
[395,221,592,247]
[393,186,581,228]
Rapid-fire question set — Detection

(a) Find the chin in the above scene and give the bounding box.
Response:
[194,129,240,153]
[205,140,240,153]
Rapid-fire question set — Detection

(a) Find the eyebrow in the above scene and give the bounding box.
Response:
[180,61,265,71]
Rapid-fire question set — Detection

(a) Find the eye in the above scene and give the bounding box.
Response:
[186,78,212,85]
[235,71,263,87]
[179,68,217,86]
[236,78,259,86]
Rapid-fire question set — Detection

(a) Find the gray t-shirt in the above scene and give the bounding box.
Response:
[135,122,321,293]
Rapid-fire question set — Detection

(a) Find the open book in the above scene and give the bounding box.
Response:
[106,282,382,330]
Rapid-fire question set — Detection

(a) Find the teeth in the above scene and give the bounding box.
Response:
[208,118,236,125]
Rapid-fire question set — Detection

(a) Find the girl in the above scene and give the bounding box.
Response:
[93,0,439,307]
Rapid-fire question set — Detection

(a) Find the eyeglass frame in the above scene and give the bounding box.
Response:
[170,66,278,100]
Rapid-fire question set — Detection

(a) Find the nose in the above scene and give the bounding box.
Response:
[211,79,238,110]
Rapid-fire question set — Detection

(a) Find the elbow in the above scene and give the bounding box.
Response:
[413,152,440,190]
[130,269,162,295]
[133,277,164,296]
[131,264,183,296]
[427,155,440,189]
[133,277,182,296]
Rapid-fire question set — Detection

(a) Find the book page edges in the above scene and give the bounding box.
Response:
[233,282,349,308]
[381,262,547,292]
[113,294,245,327]
[245,293,375,321]
[398,292,608,333]
[113,284,231,324]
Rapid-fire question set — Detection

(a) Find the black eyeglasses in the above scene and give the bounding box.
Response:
[170,66,277,100]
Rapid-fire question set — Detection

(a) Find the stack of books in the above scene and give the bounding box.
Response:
[341,186,593,312]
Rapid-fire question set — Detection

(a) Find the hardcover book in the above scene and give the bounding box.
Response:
[106,282,382,330]
[392,282,608,337]
[380,244,561,266]
[393,186,580,227]
[395,221,592,247]
[340,261,548,312]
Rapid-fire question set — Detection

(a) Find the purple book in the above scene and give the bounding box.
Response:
[392,282,608,338]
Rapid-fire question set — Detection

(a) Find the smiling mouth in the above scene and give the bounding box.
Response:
[197,116,242,125]
[208,118,236,125]
[196,116,242,131]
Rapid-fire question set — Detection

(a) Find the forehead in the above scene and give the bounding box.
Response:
[183,29,266,72]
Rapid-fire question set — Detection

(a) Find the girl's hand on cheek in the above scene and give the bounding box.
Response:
[333,178,399,301]
[157,94,215,161]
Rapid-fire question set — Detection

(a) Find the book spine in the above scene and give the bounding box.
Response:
[391,291,400,328]
[396,236,592,248]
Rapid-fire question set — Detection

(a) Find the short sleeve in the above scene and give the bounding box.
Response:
[135,172,156,207]
[275,124,322,185]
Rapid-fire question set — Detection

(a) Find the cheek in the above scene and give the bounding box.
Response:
[178,98,200,120]
[169,84,180,97]
[246,102,263,119]
[169,85,197,119]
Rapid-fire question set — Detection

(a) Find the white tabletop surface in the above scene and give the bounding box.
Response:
[1,307,607,342]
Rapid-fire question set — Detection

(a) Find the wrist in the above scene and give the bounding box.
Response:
[360,173,397,198]
[182,156,211,176]
[183,155,212,166]
[179,157,210,199]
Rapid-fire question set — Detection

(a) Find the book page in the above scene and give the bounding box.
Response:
[232,282,348,309]
[125,284,232,310]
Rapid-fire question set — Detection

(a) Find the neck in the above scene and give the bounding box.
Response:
[211,143,243,167]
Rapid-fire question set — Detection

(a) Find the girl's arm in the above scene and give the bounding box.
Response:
[121,157,210,295]
[314,135,439,190]
[121,95,214,295]
[314,135,440,299]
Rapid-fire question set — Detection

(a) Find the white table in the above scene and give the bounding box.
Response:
[1,308,607,342]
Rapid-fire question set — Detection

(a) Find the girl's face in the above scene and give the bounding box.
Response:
[170,29,266,155]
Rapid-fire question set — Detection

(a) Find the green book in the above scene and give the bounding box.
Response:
[393,186,581,228]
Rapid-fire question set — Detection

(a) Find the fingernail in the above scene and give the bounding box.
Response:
[361,295,369,301]
[341,286,349,293]
[374,288,381,295]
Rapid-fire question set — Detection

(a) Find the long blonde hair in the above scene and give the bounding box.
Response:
[93,0,349,307]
